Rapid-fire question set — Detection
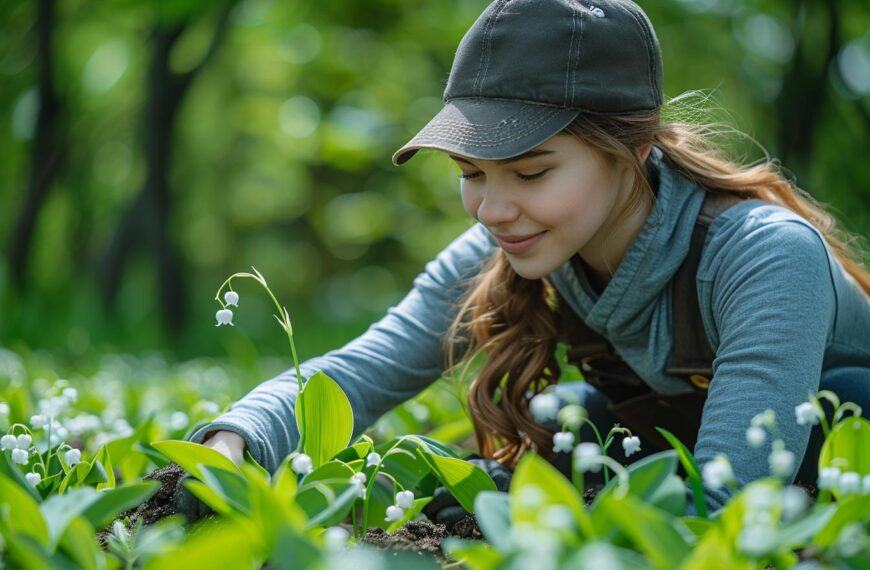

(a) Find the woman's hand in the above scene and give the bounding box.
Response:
[174,430,247,522]
[202,430,246,466]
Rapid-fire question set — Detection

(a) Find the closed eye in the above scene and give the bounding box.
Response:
[458,169,550,181]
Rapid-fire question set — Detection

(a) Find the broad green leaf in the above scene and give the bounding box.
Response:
[418,450,496,513]
[592,450,678,508]
[566,541,654,569]
[0,472,50,544]
[199,465,252,515]
[59,516,99,570]
[295,371,354,468]
[426,418,473,444]
[184,480,233,516]
[272,456,299,500]
[442,538,503,570]
[0,450,41,502]
[473,491,512,551]
[334,439,373,463]
[81,482,160,529]
[40,488,100,548]
[303,482,359,530]
[657,427,707,518]
[813,494,870,547]
[819,416,869,502]
[597,494,691,570]
[510,453,592,539]
[269,525,323,570]
[93,445,115,490]
[243,448,270,481]
[82,460,109,487]
[300,460,355,486]
[647,473,688,516]
[1,532,74,570]
[143,519,259,570]
[776,503,837,550]
[150,440,239,480]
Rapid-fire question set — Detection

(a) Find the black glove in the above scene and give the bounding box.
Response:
[173,474,215,523]
[422,456,512,531]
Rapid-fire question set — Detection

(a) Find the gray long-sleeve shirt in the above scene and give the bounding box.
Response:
[191,148,870,512]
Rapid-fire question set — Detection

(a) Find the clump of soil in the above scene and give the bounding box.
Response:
[96,463,185,548]
[364,520,449,561]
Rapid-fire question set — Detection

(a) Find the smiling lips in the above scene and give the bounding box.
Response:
[494,231,547,254]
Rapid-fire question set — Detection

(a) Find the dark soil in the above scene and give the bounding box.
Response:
[96,463,185,548]
[364,520,449,561]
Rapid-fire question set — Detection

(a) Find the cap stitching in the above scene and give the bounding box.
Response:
[618,2,657,105]
[572,5,586,107]
[474,0,511,98]
[565,5,577,106]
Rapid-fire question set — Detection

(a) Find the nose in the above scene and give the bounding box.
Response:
[475,189,520,227]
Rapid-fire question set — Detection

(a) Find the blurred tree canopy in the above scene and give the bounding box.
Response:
[1,0,868,363]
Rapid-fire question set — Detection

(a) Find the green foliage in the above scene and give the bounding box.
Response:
[295,371,354,468]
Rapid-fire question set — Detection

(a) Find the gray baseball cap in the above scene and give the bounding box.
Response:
[392,0,663,166]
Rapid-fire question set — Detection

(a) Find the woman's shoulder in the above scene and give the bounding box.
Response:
[698,196,835,285]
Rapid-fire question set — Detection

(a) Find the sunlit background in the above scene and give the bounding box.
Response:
[1,0,868,378]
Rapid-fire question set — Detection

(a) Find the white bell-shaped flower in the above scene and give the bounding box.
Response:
[15,434,32,450]
[64,448,82,467]
[745,426,766,448]
[11,448,29,465]
[215,309,234,326]
[572,442,602,473]
[818,467,840,490]
[529,393,560,423]
[768,449,795,478]
[702,454,734,489]
[395,490,415,509]
[365,452,382,468]
[291,453,314,475]
[224,291,240,307]
[25,472,41,486]
[552,431,575,453]
[838,471,861,495]
[622,436,641,457]
[385,505,405,523]
[30,414,48,429]
[794,402,821,426]
[0,434,16,450]
[324,526,350,550]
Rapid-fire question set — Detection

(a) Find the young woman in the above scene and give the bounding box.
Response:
[187,0,870,518]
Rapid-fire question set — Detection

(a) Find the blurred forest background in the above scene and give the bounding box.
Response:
[1,0,868,371]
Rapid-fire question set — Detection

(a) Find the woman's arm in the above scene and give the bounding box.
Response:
[189,223,496,473]
[694,215,837,512]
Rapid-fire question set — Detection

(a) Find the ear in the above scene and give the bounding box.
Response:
[637,143,653,163]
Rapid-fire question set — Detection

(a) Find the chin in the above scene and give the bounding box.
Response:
[506,260,552,280]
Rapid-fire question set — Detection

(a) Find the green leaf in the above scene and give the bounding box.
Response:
[0,450,41,502]
[269,524,323,569]
[198,465,252,515]
[814,494,870,547]
[510,453,592,539]
[647,473,687,516]
[295,371,354,468]
[592,450,678,508]
[819,416,870,502]
[243,448,270,481]
[81,460,109,487]
[0,472,50,544]
[41,488,101,548]
[81,482,160,530]
[334,439,373,463]
[417,450,496,513]
[300,460,355,486]
[272,455,299,500]
[656,427,707,518]
[184,480,233,516]
[93,445,115,490]
[596,494,691,570]
[143,519,260,569]
[776,503,837,550]
[473,491,512,551]
[58,516,99,570]
[442,538,502,570]
[303,481,359,530]
[150,440,239,480]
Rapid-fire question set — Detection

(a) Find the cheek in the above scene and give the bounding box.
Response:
[460,186,481,217]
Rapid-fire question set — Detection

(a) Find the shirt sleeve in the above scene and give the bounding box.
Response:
[189,223,496,473]
[692,217,836,513]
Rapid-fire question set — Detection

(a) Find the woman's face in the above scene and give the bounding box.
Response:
[451,133,637,280]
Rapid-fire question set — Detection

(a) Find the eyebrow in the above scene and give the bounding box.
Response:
[449,149,556,166]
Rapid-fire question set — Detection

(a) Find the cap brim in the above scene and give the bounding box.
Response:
[392,98,580,166]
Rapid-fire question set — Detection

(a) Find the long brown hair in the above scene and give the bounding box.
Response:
[444,94,870,468]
